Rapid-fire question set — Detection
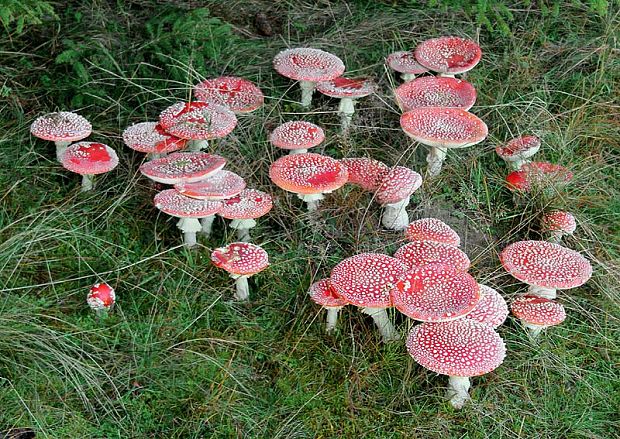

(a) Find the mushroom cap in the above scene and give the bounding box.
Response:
[61,142,119,175]
[316,77,375,99]
[394,241,471,271]
[414,36,482,75]
[505,161,573,192]
[385,51,429,75]
[341,157,389,191]
[87,282,116,310]
[542,211,577,235]
[30,111,92,143]
[404,218,461,247]
[269,121,325,150]
[140,152,226,185]
[406,319,506,377]
[273,47,345,82]
[269,153,348,195]
[159,101,237,140]
[464,284,509,329]
[175,170,246,200]
[375,166,423,205]
[122,122,187,154]
[309,278,348,308]
[211,242,269,276]
[495,135,541,162]
[218,188,273,220]
[392,263,480,322]
[511,295,566,327]
[500,240,592,289]
[394,76,477,112]
[330,253,409,308]
[194,76,264,113]
[154,189,221,218]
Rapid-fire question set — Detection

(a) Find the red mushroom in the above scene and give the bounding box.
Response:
[394,76,477,112]
[122,122,187,160]
[211,242,269,301]
[464,284,509,329]
[505,161,573,193]
[308,278,348,333]
[511,295,566,338]
[60,141,119,191]
[194,76,264,113]
[394,241,471,272]
[269,121,325,155]
[414,36,482,77]
[341,157,389,191]
[87,282,116,317]
[542,211,576,243]
[316,77,375,133]
[30,111,92,162]
[404,218,461,247]
[273,47,345,107]
[375,166,423,231]
[140,152,226,185]
[218,189,273,241]
[496,135,541,170]
[386,50,429,82]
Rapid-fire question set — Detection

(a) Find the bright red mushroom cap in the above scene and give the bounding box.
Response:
[159,101,237,140]
[194,76,264,113]
[269,153,348,195]
[61,142,119,175]
[87,283,116,310]
[392,264,480,322]
[309,278,348,307]
[394,241,471,271]
[175,170,246,200]
[394,76,477,112]
[542,211,577,235]
[316,77,375,99]
[385,51,429,75]
[505,161,573,192]
[511,295,566,327]
[154,189,221,218]
[341,157,389,191]
[211,242,269,277]
[404,218,461,247]
[30,111,92,143]
[218,189,273,220]
[465,284,509,329]
[500,240,592,289]
[496,135,541,161]
[139,152,226,185]
[375,166,423,205]
[273,48,345,82]
[401,108,488,149]
[414,36,482,75]
[269,121,325,150]
[330,253,409,308]
[407,319,506,377]
[122,122,187,154]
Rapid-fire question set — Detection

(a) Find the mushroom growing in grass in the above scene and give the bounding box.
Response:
[375,166,423,231]
[211,242,269,301]
[414,36,482,77]
[464,284,509,329]
[30,111,92,162]
[269,121,325,155]
[400,108,488,177]
[273,47,345,107]
[407,319,506,409]
[341,157,389,191]
[140,152,226,185]
[496,135,541,170]
[505,161,573,193]
[309,278,348,333]
[404,218,461,247]
[394,240,471,271]
[394,76,477,112]
[386,50,428,82]
[87,282,116,317]
[60,142,119,191]
[542,211,576,243]
[218,189,273,241]
[194,76,264,113]
[122,122,187,160]
[511,295,566,338]
[316,77,375,133]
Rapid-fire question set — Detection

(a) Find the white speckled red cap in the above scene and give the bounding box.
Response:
[496,135,541,161]
[154,189,221,218]
[407,319,506,377]
[273,48,345,82]
[465,284,509,329]
[211,242,269,276]
[392,263,480,322]
[316,77,375,99]
[511,295,566,327]
[330,253,408,308]
[341,157,389,191]
[309,278,348,308]
[505,161,573,192]
[542,211,576,235]
[405,218,461,247]
[386,51,429,75]
[140,152,226,185]
[394,241,471,271]
[401,108,488,149]
[122,122,187,154]
[159,101,237,140]
[414,36,482,75]
[375,166,422,205]
[30,111,92,143]
[87,283,116,311]
[218,189,273,220]
[194,76,264,113]
[269,121,325,150]
[175,170,246,200]
[500,240,592,289]
[61,142,119,175]
[269,153,348,195]
[394,76,477,112]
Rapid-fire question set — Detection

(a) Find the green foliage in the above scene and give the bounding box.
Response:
[0,0,56,33]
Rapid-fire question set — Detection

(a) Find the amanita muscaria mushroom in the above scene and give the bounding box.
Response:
[407,319,506,408]
[269,121,325,155]
[194,76,264,113]
[375,166,423,231]
[500,240,592,299]
[60,142,119,191]
[385,50,429,82]
[308,278,348,333]
[400,108,487,177]
[329,253,408,342]
[404,217,461,247]
[218,189,273,242]
[505,161,573,193]
[542,210,576,243]
[87,282,115,316]
[511,295,566,338]
[273,47,345,107]
[464,284,509,329]
[496,135,541,170]
[30,111,92,162]
[414,36,482,77]
[394,240,471,272]
[211,242,269,301]
[140,152,226,185]
[316,77,375,133]
[122,121,187,160]
[341,157,389,191]
[394,76,477,112]
[269,153,348,211]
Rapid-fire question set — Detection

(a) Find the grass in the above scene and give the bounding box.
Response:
[1,0,619,437]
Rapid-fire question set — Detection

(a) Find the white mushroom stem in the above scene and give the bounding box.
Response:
[527,285,557,299]
[401,73,417,82]
[446,376,471,409]
[231,274,250,301]
[325,306,343,333]
[381,197,410,231]
[55,140,71,162]
[187,139,209,152]
[200,215,216,237]
[426,146,448,177]
[230,218,257,242]
[299,80,317,107]
[505,158,529,170]
[338,98,357,134]
[176,217,202,247]
[288,148,308,155]
[548,231,566,244]
[81,174,95,192]
[523,321,547,338]
[437,72,456,78]
[298,193,325,212]
[147,152,165,161]
[360,307,400,342]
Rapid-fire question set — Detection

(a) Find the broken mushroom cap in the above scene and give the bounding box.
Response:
[316,77,375,99]
[211,242,269,276]
[505,161,573,192]
[341,157,389,192]
[394,241,471,271]
[140,152,226,185]
[511,295,566,327]
[61,142,119,175]
[269,153,348,195]
[394,76,477,112]
[386,51,429,76]
[309,278,348,308]
[87,282,116,311]
[414,36,482,75]
[269,121,325,151]
[542,211,577,235]
[273,48,345,82]
[375,166,423,205]
[404,218,461,247]
[218,188,273,220]
[30,111,92,144]
[175,170,246,200]
[159,101,237,140]
[194,76,264,113]
[122,122,187,154]
[154,189,222,218]
[496,135,541,165]
[464,284,509,329]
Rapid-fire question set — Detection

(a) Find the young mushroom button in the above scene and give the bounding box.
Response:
[308,278,348,333]
[211,242,269,301]
[87,283,116,317]
[414,36,482,77]
[30,111,92,162]
[375,166,423,231]
[496,135,541,170]
[218,189,273,242]
[316,77,375,133]
[60,142,119,191]
[404,217,461,247]
[394,76,477,112]
[194,76,264,113]
[269,121,325,155]
[542,211,577,243]
[511,295,566,338]
[505,161,573,193]
[386,50,429,82]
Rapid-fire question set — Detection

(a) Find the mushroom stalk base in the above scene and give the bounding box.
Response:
[338,98,356,134]
[299,80,316,108]
[528,285,557,299]
[299,193,325,212]
[81,174,95,192]
[381,198,410,231]
[401,73,417,82]
[507,158,528,170]
[230,218,257,242]
[177,217,202,247]
[187,139,209,152]
[447,376,471,409]
[361,307,400,342]
[548,232,566,244]
[232,275,250,301]
[325,306,343,333]
[55,141,71,162]
[200,215,216,237]
[523,321,546,338]
[426,146,448,177]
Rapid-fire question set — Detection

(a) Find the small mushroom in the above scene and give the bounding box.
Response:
[122,121,187,160]
[316,77,375,133]
[404,218,461,247]
[375,166,423,231]
[414,36,482,77]
[505,161,573,193]
[140,152,227,185]
[218,189,273,241]
[394,240,471,272]
[394,76,477,112]
[496,135,541,170]
[308,278,348,333]
[386,50,429,82]
[269,121,325,155]
[30,111,92,162]
[464,284,509,329]
[194,76,264,113]
[87,282,116,317]
[511,295,566,338]
[60,142,119,191]
[341,157,389,191]
[211,242,269,301]
[542,211,576,243]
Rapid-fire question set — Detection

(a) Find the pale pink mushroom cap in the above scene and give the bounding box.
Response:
[273,48,345,82]
[405,218,461,247]
[500,240,592,290]
[30,111,92,143]
[218,189,273,220]
[414,36,482,75]
[505,161,573,192]
[211,242,269,277]
[269,121,325,150]
[269,153,348,195]
[392,263,480,322]
[316,77,375,99]
[542,211,577,235]
[394,241,470,271]
[159,101,237,140]
[194,76,264,113]
[309,278,348,308]
[154,189,221,218]
[341,157,389,191]
[511,295,566,327]
[465,284,509,329]
[386,51,429,75]
[496,135,541,162]
[175,170,246,200]
[394,76,477,112]
[122,122,187,154]
[375,166,423,205]
[330,253,408,308]
[61,142,119,175]
[87,282,116,311]
[400,108,488,149]
[407,319,506,377]
[139,152,226,185]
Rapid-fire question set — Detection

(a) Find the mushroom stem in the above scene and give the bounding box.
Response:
[230,218,257,242]
[289,148,308,155]
[507,158,528,170]
[338,98,356,134]
[437,72,456,78]
[426,146,448,177]
[200,215,216,237]
[187,139,209,152]
[523,321,546,338]
[381,197,410,231]
[147,152,165,161]
[361,307,400,342]
[325,306,342,333]
[299,80,317,107]
[81,174,95,192]
[401,73,417,82]
[547,231,565,244]
[55,140,71,162]
[299,193,325,212]
[233,275,250,301]
[177,217,202,247]
[446,376,471,409]
[527,285,557,299]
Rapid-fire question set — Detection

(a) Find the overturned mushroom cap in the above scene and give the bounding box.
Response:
[194,76,264,113]
[122,122,187,154]
[542,211,577,235]
[218,189,273,220]
[269,121,325,151]
[154,189,221,218]
[405,218,461,247]
[140,152,226,185]
[87,283,116,311]
[309,278,348,307]
[511,295,566,327]
[61,142,119,175]
[30,111,92,143]
[316,77,375,99]
[159,101,237,140]
[341,157,389,191]
[496,135,541,162]
[375,166,423,205]
[273,48,345,82]
[395,76,477,112]
[394,241,470,271]
[414,36,482,75]
[269,153,348,195]
[386,51,429,75]
[175,170,246,200]
[465,284,509,329]
[211,242,269,276]
[505,161,573,192]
